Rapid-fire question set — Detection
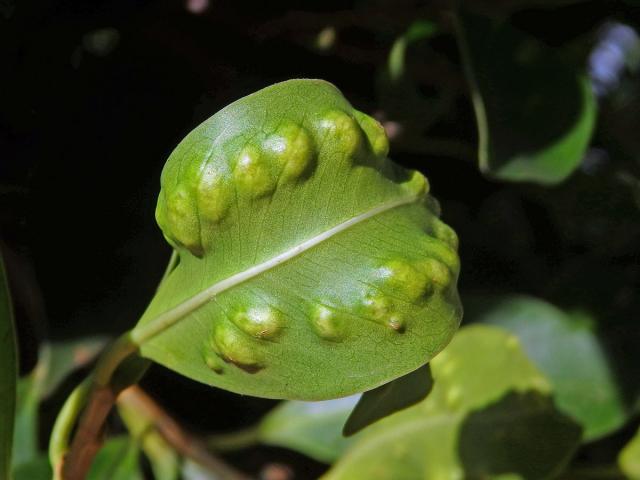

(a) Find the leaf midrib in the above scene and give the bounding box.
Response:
[131,193,423,345]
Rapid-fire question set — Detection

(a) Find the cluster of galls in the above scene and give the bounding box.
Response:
[155,108,391,257]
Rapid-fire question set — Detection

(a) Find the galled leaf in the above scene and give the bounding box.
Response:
[456,14,596,184]
[324,325,581,480]
[132,79,462,400]
[0,249,17,480]
[475,295,628,440]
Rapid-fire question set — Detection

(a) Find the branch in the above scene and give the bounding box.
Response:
[118,386,251,480]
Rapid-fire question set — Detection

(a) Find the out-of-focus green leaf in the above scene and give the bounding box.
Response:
[133,79,462,400]
[12,374,41,468]
[343,363,433,436]
[474,295,627,440]
[456,14,596,184]
[259,395,359,463]
[12,455,51,480]
[40,336,107,399]
[118,393,180,480]
[86,437,143,480]
[620,427,640,479]
[0,249,17,480]
[324,325,581,480]
[388,20,438,82]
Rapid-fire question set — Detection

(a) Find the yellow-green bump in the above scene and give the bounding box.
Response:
[197,161,233,223]
[233,306,283,339]
[211,323,263,372]
[164,184,202,256]
[354,110,389,158]
[402,170,430,196]
[362,293,406,332]
[203,351,224,374]
[310,305,345,341]
[377,260,431,302]
[417,258,452,291]
[431,218,459,250]
[317,110,363,159]
[264,123,315,183]
[233,144,276,198]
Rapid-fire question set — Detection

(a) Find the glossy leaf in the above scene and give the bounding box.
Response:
[475,295,627,440]
[324,325,581,480]
[87,437,143,480]
[456,14,596,184]
[343,363,433,436]
[0,249,17,480]
[259,395,359,463]
[132,79,462,400]
[619,427,640,479]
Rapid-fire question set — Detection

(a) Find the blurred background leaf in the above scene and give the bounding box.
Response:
[471,295,628,440]
[258,396,359,463]
[325,326,581,480]
[0,249,17,480]
[343,363,433,436]
[456,13,596,184]
[86,436,143,480]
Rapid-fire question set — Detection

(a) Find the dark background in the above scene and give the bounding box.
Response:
[2,1,640,477]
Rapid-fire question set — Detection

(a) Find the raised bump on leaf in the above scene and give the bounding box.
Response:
[264,123,315,183]
[376,260,431,302]
[361,294,406,332]
[232,306,283,339]
[402,170,430,196]
[317,110,364,159]
[211,323,263,372]
[233,144,277,198]
[197,159,233,224]
[310,305,346,341]
[354,110,389,158]
[165,185,202,256]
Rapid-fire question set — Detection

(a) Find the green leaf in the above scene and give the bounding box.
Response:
[343,363,433,436]
[259,395,359,463]
[474,295,628,440]
[456,14,596,184]
[40,336,107,399]
[87,437,143,480]
[620,427,640,479]
[118,394,180,480]
[13,455,52,480]
[0,249,17,480]
[324,325,581,480]
[132,79,462,400]
[388,20,438,82]
[12,375,41,468]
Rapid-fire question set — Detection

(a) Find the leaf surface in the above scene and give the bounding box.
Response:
[343,363,433,436]
[475,295,628,440]
[0,249,17,480]
[620,427,640,479]
[259,395,359,463]
[456,14,596,184]
[133,79,462,399]
[324,325,581,480]
[86,437,143,480]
